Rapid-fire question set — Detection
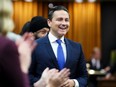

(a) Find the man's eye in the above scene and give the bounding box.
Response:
[65,19,69,22]
[57,18,62,21]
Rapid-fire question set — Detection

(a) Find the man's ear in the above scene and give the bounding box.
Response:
[47,19,51,27]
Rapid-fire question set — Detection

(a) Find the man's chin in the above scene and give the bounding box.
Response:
[58,33,66,37]
[59,31,67,35]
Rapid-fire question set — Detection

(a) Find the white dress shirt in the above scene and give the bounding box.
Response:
[91,58,100,69]
[48,32,79,87]
[48,32,66,61]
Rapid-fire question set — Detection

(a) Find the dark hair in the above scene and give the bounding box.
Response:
[48,5,69,20]
[20,21,30,35]
[29,16,49,33]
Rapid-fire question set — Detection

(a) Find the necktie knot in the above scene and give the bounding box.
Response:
[56,39,62,45]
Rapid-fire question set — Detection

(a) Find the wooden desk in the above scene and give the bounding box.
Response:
[88,69,106,87]
[97,78,116,87]
[88,69,106,76]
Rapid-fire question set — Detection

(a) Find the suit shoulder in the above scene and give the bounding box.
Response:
[66,38,81,46]
[36,36,47,43]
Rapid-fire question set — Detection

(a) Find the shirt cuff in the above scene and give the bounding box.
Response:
[73,79,79,87]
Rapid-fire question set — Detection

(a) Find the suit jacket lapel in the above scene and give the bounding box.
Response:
[43,36,59,69]
[42,36,73,69]
[64,38,73,67]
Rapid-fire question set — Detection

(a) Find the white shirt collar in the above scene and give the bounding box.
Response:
[48,32,65,43]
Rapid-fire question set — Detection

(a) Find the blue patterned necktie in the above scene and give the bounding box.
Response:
[56,39,65,70]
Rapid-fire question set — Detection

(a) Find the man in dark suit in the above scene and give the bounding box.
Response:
[29,5,88,87]
[88,47,110,71]
[89,47,102,71]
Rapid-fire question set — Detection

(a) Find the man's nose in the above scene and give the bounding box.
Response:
[61,20,67,25]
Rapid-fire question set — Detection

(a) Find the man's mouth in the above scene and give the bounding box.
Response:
[58,25,68,30]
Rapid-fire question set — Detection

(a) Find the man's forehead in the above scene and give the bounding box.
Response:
[52,10,69,18]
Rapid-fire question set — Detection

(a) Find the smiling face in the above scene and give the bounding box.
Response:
[48,10,70,38]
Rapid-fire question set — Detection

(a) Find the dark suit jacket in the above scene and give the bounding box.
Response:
[0,36,29,87]
[29,35,88,87]
[88,60,103,71]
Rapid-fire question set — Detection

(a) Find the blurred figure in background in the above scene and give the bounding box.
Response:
[89,47,110,71]
[20,16,50,39]
[105,62,116,79]
[89,47,102,70]
[29,16,49,39]
[105,50,116,79]
[88,47,110,87]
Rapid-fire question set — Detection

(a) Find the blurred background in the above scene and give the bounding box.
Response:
[4,0,116,87]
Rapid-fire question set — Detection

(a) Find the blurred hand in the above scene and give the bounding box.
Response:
[34,68,58,87]
[47,68,70,87]
[16,33,37,73]
[34,68,70,87]
[104,66,111,72]
[61,79,75,87]
[105,73,112,80]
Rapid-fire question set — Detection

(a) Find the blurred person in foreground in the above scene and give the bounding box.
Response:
[0,0,36,87]
[29,5,88,87]
[0,0,70,87]
[20,16,50,39]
